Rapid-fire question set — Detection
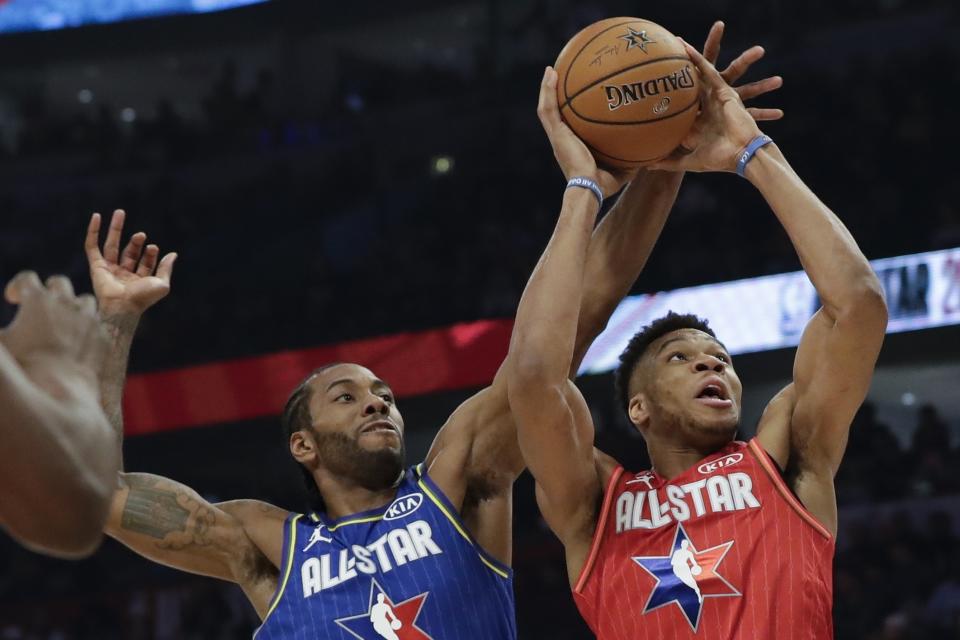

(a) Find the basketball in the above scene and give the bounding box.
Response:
[391,620,402,630]
[554,17,700,169]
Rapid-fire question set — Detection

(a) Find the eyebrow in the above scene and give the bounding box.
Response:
[656,337,688,355]
[656,336,729,356]
[326,378,354,392]
[326,378,391,392]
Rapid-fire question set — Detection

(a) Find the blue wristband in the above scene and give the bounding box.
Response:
[736,135,773,177]
[566,176,603,208]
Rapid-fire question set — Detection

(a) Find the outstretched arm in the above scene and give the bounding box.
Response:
[85,210,176,466]
[107,473,282,618]
[657,43,887,535]
[85,211,285,616]
[0,272,116,558]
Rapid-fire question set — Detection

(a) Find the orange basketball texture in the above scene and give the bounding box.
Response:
[555,18,700,169]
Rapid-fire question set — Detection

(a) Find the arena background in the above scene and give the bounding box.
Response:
[1,0,958,637]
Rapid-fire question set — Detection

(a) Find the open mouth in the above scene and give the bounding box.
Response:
[695,379,733,408]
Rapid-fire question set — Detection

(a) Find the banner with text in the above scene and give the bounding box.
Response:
[578,247,960,375]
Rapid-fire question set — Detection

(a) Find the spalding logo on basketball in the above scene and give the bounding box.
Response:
[554,18,700,169]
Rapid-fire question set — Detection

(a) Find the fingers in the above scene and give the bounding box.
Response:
[4,271,43,305]
[536,66,563,135]
[720,45,765,85]
[736,75,783,102]
[747,107,784,121]
[85,213,104,263]
[102,209,126,264]
[155,253,178,284]
[120,232,147,272]
[44,275,75,299]
[701,21,724,65]
[137,245,160,277]
[680,39,726,88]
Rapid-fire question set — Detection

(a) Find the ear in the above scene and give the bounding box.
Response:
[628,393,650,433]
[290,430,318,466]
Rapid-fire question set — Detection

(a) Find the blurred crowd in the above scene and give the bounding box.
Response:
[0,2,957,373]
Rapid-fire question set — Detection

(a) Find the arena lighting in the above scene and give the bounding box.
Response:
[0,0,268,34]
[121,247,959,434]
[578,246,960,375]
[431,155,454,175]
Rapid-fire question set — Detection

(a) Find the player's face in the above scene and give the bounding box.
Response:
[304,363,406,488]
[630,329,742,446]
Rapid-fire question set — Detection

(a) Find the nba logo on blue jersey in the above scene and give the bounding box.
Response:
[632,523,741,631]
[335,579,433,639]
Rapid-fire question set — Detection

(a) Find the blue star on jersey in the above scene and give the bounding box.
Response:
[632,523,741,631]
[334,579,434,640]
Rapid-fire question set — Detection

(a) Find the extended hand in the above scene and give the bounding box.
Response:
[85,210,177,316]
[654,24,780,173]
[538,67,635,197]
[700,21,784,124]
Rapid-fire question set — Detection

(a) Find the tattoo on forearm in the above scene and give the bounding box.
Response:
[120,475,216,550]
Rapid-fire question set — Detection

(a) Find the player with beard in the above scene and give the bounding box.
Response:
[91,25,784,638]
[506,42,887,639]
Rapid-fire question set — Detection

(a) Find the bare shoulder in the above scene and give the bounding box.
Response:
[217,499,290,568]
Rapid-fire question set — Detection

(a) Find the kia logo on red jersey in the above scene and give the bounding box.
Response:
[698,453,743,475]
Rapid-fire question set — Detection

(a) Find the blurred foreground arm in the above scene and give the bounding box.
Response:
[0,272,116,558]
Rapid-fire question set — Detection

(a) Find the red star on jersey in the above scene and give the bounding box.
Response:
[335,579,434,640]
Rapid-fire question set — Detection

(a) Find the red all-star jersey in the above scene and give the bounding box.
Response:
[573,439,835,639]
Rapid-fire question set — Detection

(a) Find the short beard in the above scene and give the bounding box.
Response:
[315,430,405,491]
[653,403,738,449]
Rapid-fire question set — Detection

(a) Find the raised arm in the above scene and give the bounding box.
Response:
[424,24,783,566]
[85,211,286,616]
[506,67,611,579]
[656,43,887,535]
[0,272,116,558]
[85,210,176,465]
[747,130,885,534]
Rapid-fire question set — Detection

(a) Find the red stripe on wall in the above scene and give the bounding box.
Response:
[122,318,514,435]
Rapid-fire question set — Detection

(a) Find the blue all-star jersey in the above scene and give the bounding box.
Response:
[254,464,516,639]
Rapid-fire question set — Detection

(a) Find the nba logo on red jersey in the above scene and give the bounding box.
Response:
[574,441,835,639]
[632,523,740,631]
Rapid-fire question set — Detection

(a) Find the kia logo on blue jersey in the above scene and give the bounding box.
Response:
[384,493,424,520]
[698,453,743,475]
